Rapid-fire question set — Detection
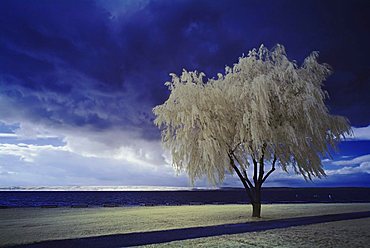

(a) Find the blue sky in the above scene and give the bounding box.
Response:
[0,0,369,187]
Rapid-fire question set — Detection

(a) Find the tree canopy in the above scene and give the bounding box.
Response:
[153,44,351,186]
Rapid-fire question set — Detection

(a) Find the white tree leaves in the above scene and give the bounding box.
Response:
[153,44,351,185]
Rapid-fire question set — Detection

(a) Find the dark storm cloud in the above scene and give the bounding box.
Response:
[0,0,153,134]
[0,0,369,135]
[0,0,123,86]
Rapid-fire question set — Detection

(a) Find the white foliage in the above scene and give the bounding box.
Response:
[153,44,351,185]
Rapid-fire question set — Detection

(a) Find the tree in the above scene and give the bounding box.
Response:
[153,44,351,218]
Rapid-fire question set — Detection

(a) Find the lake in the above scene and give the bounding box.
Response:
[0,187,369,207]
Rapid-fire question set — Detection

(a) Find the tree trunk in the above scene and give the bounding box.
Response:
[252,202,261,218]
[251,187,262,218]
[229,152,272,218]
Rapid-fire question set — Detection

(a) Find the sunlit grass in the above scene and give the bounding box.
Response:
[145,217,370,247]
[1,203,369,246]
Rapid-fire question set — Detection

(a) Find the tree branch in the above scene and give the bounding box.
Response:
[257,144,267,185]
[241,167,255,189]
[228,153,254,201]
[252,158,258,185]
[232,142,242,153]
[231,153,254,189]
[262,155,277,184]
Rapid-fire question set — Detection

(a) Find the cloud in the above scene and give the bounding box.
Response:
[0,130,187,187]
[96,0,150,19]
[324,153,370,177]
[0,0,155,137]
[1,0,369,187]
[0,120,170,167]
[0,0,369,149]
[1,0,368,135]
[0,133,17,138]
[326,162,370,176]
[0,143,67,163]
[0,117,192,187]
[331,154,370,166]
[345,125,370,141]
[1,120,370,187]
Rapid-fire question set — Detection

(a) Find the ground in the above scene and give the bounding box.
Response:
[144,217,370,247]
[0,203,369,246]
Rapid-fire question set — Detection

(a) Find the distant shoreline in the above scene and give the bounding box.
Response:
[0,186,369,191]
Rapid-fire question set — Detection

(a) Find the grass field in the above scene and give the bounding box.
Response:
[144,217,370,247]
[1,203,370,246]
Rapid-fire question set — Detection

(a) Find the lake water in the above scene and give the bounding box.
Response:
[0,187,369,208]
